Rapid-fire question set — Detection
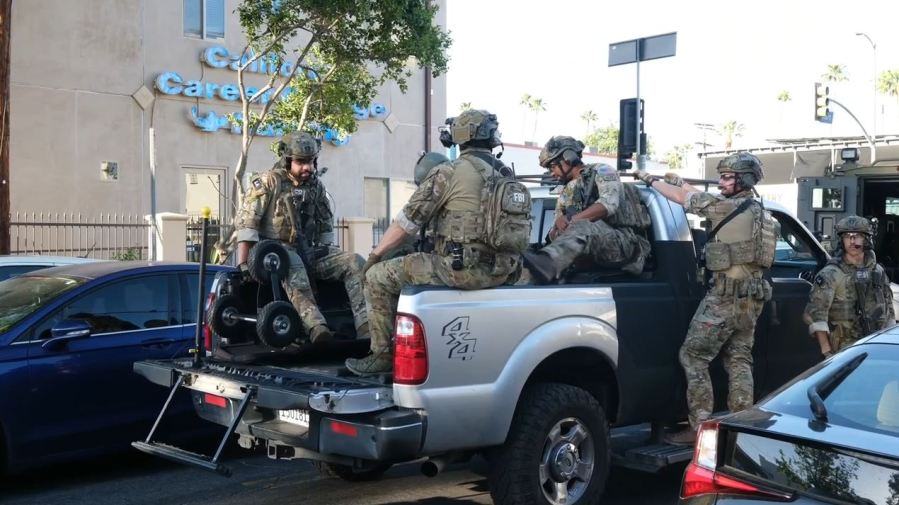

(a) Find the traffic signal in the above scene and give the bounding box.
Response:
[814,82,830,122]
[617,151,633,171]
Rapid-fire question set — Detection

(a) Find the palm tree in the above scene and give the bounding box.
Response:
[717,120,745,150]
[580,110,598,134]
[528,97,546,142]
[665,144,692,170]
[520,93,533,141]
[777,90,791,102]
[877,69,899,114]
[459,102,472,112]
[822,64,849,83]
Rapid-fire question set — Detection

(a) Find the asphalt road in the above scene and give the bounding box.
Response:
[0,448,684,505]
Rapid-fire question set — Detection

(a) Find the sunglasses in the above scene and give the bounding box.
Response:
[719,174,737,181]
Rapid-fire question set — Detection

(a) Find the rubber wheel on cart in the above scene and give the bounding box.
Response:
[256,301,300,348]
[247,239,290,284]
[487,383,610,505]
[209,294,249,340]
[313,461,392,482]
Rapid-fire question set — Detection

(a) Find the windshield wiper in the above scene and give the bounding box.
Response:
[807,352,868,422]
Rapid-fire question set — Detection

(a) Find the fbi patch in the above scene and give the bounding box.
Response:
[252,178,263,190]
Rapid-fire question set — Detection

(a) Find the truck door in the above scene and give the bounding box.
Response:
[797,175,858,243]
[756,210,828,395]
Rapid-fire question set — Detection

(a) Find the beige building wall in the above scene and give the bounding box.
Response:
[9,0,447,222]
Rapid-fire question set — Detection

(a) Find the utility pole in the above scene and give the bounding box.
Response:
[0,0,11,254]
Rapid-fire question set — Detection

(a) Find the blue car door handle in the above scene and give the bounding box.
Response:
[141,338,177,347]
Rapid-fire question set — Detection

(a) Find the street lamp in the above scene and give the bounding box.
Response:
[856,32,877,138]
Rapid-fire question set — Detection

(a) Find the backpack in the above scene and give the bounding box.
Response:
[753,203,778,268]
[484,175,532,254]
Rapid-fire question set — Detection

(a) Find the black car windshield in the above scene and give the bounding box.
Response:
[764,344,899,434]
[0,275,87,335]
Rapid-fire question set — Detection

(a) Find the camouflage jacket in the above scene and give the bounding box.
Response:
[554,163,650,229]
[803,251,894,345]
[235,168,333,246]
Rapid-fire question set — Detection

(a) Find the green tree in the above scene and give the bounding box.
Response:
[822,64,849,83]
[777,90,791,102]
[665,144,692,170]
[717,120,745,150]
[878,69,899,113]
[580,110,598,134]
[775,446,860,503]
[583,125,619,154]
[520,93,533,141]
[528,97,547,142]
[459,102,472,112]
[230,0,451,204]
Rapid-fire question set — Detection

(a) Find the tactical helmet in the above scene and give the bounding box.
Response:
[716,152,764,188]
[439,109,501,149]
[835,216,873,236]
[539,136,585,168]
[414,152,450,186]
[277,131,320,161]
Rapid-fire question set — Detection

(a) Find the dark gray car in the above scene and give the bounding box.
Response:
[679,327,899,504]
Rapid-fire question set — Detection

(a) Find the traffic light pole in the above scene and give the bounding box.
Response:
[829,98,877,164]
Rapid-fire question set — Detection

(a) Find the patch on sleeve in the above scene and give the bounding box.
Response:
[595,163,620,181]
[252,177,263,190]
[814,274,826,287]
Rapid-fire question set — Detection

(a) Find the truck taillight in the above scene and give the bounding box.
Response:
[680,420,792,501]
[393,314,427,385]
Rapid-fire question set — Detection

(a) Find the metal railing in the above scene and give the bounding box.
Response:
[10,212,150,260]
[372,217,389,246]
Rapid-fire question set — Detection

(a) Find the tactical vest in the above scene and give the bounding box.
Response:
[826,258,889,332]
[704,198,777,272]
[434,154,531,266]
[255,169,329,246]
[563,165,651,229]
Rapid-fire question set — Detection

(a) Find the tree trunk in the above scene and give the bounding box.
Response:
[0,0,11,254]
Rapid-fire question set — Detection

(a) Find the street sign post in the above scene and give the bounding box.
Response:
[609,32,677,169]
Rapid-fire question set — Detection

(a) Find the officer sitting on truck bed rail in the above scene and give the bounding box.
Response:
[234,131,369,344]
[804,215,894,359]
[522,136,651,284]
[635,152,776,445]
[345,110,529,376]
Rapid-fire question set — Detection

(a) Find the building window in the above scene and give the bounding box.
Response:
[184,0,224,39]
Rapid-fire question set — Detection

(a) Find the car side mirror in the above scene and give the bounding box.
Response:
[42,319,92,350]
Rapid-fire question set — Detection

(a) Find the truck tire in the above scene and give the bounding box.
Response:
[247,240,290,284]
[209,294,249,340]
[488,383,610,505]
[256,301,300,348]
[313,461,392,482]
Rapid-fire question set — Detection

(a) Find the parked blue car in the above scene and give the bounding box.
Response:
[0,261,231,473]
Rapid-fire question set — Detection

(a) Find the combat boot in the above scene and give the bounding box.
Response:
[663,427,697,446]
[309,325,334,344]
[345,352,393,376]
[522,251,559,284]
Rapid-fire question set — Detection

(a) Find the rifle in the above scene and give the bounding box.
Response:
[289,187,321,294]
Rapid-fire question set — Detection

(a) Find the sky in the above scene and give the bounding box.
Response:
[445,0,899,160]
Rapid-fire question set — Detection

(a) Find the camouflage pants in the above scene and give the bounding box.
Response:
[365,252,515,353]
[282,247,368,334]
[679,291,765,428]
[543,220,650,275]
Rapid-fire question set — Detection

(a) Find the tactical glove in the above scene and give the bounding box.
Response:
[238,262,252,283]
[362,252,382,278]
[664,172,684,187]
[633,169,655,185]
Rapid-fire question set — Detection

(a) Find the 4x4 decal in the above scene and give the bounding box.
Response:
[443,316,476,360]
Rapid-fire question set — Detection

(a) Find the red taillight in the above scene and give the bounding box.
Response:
[203,292,215,353]
[329,420,359,437]
[393,314,428,385]
[680,420,792,501]
[204,393,227,408]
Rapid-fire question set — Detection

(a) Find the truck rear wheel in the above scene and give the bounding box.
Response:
[489,383,610,505]
[313,461,392,482]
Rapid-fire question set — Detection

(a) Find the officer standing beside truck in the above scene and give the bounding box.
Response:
[522,136,652,283]
[635,152,776,445]
[345,110,529,376]
[804,215,894,358]
[235,131,369,344]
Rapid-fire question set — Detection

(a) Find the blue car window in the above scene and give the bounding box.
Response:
[181,271,220,324]
[31,275,175,340]
[0,265,47,281]
[0,275,85,336]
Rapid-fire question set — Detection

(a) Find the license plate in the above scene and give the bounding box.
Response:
[278,409,309,427]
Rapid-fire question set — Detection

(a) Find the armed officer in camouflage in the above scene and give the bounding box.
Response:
[636,152,776,445]
[380,152,451,262]
[345,110,530,376]
[235,132,369,344]
[804,216,894,358]
[522,136,651,283]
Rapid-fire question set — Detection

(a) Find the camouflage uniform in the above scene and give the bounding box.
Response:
[235,168,368,337]
[364,148,519,355]
[804,251,894,351]
[542,163,651,275]
[680,189,773,428]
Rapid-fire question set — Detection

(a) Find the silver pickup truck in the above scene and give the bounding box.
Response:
[133,183,828,505]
